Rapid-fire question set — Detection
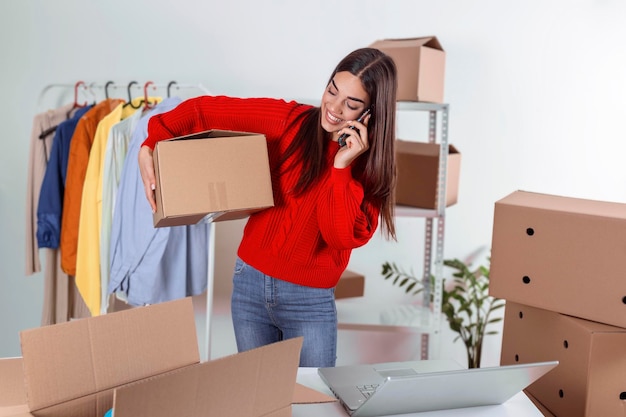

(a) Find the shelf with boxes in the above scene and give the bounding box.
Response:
[334,36,457,360]
[335,101,461,361]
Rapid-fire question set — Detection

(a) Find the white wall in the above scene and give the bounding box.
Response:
[2,0,626,367]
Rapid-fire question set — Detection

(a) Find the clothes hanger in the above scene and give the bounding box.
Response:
[39,81,88,140]
[86,82,99,104]
[124,81,142,109]
[143,81,156,110]
[167,81,177,98]
[72,81,89,109]
[105,81,115,99]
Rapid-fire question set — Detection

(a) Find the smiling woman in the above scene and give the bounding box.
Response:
[136,47,399,368]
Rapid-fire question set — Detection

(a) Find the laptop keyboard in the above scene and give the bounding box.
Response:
[357,384,380,398]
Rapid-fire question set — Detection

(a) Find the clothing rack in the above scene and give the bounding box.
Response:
[37,81,211,111]
[35,80,216,359]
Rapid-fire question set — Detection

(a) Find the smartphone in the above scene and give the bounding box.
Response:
[338,108,371,147]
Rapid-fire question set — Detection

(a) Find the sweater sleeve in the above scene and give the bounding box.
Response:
[142,95,310,149]
[316,167,380,250]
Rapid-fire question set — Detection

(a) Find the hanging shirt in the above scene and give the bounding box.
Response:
[99,108,143,315]
[25,103,76,275]
[61,98,124,276]
[37,105,93,249]
[108,97,209,307]
[75,97,161,316]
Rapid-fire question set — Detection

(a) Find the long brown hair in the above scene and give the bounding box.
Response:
[283,48,398,240]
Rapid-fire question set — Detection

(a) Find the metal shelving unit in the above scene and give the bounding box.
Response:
[335,101,450,360]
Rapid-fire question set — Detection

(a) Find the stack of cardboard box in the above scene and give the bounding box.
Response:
[489,190,626,416]
[369,37,462,212]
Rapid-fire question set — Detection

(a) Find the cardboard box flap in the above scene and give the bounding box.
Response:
[292,383,336,404]
[164,129,262,142]
[422,36,443,51]
[19,298,199,413]
[111,338,304,417]
[374,36,443,51]
[396,140,458,156]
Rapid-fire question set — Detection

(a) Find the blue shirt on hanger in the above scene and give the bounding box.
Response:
[108,97,210,306]
[37,105,93,249]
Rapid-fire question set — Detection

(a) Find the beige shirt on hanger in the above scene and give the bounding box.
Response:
[25,103,90,324]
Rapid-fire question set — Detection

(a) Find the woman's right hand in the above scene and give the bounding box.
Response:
[138,145,157,213]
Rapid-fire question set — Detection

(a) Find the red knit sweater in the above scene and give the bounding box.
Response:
[143,96,379,288]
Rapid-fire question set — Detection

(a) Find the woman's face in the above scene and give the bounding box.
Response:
[320,71,370,139]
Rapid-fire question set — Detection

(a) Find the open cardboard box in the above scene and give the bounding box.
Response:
[369,36,446,103]
[395,140,461,209]
[153,130,275,227]
[501,301,626,417]
[490,190,626,328]
[0,298,335,417]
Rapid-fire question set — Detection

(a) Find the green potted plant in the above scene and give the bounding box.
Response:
[381,256,504,368]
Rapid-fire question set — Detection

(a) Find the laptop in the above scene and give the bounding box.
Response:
[318,359,558,416]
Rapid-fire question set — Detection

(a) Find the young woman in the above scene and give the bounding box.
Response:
[138,47,398,367]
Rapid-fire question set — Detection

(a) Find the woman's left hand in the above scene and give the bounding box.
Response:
[333,114,371,168]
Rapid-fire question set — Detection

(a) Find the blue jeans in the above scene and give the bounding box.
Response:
[231,257,337,367]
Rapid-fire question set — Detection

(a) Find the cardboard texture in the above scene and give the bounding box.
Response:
[18,298,199,417]
[111,337,303,417]
[369,37,446,103]
[0,298,333,417]
[291,383,337,405]
[0,358,29,417]
[334,269,365,299]
[501,302,626,417]
[395,140,460,209]
[490,190,626,328]
[0,358,26,406]
[153,130,274,227]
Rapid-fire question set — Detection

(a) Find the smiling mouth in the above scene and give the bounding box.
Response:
[326,110,343,125]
